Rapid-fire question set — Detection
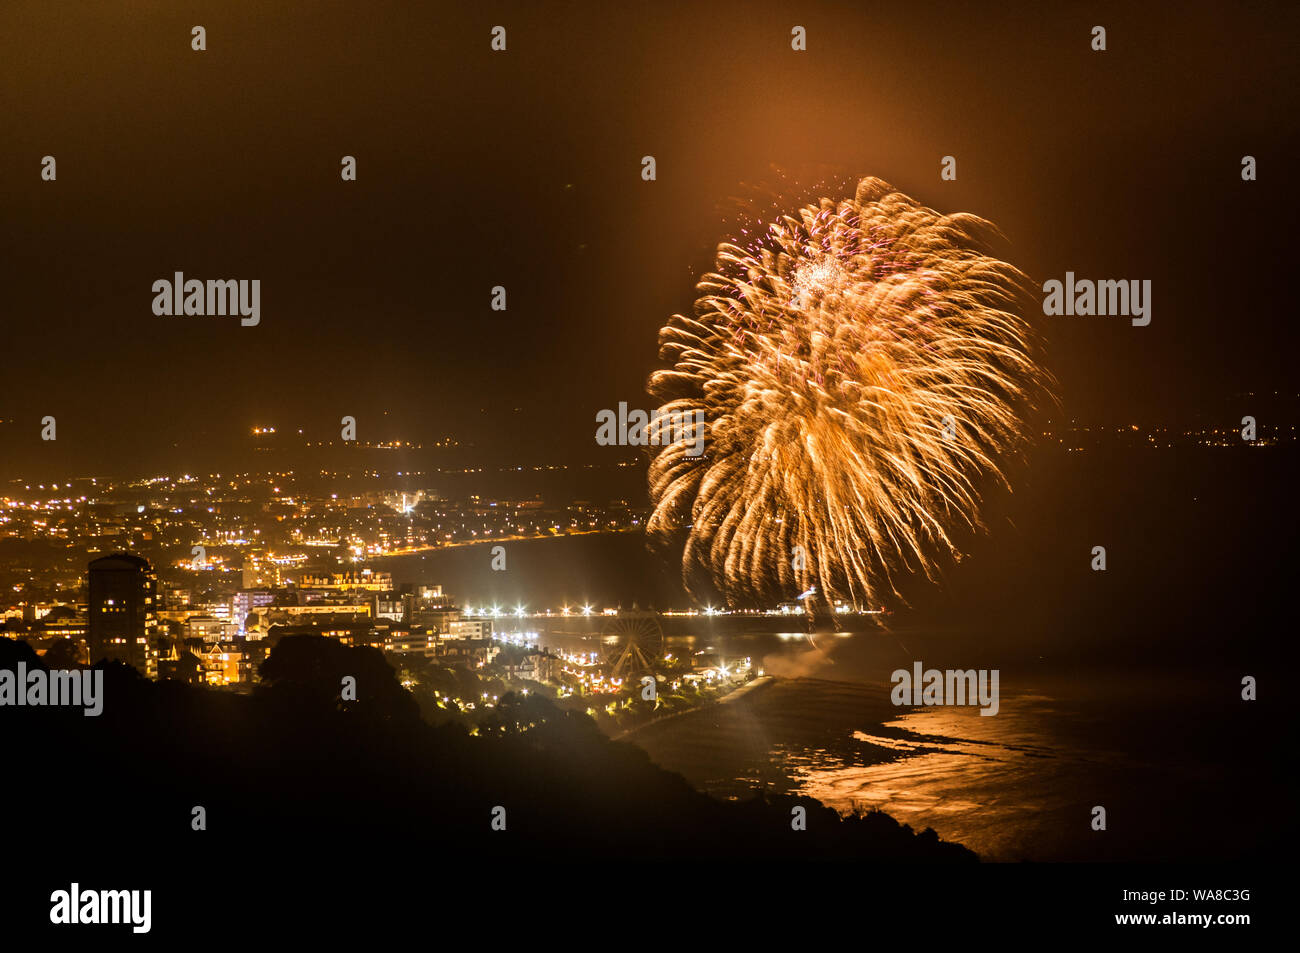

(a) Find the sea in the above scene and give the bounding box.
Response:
[375,485,1290,864]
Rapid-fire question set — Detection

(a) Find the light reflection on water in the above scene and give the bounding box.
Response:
[562,627,1127,860]
[499,621,1266,861]
[778,693,1124,862]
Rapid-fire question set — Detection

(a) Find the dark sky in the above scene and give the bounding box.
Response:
[1,0,1296,478]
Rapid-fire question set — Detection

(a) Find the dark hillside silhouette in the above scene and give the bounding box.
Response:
[0,635,974,866]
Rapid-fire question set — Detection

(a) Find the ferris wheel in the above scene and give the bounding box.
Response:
[601,610,665,678]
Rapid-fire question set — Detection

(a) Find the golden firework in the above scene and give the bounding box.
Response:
[647,177,1048,607]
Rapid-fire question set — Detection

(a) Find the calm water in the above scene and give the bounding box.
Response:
[378,532,1287,862]
[625,632,1277,863]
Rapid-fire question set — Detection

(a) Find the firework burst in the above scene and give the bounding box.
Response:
[647,176,1048,607]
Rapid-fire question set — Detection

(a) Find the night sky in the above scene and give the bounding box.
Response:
[1,1,1295,478]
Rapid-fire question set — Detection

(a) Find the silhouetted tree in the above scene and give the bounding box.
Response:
[41,638,82,669]
[259,635,419,723]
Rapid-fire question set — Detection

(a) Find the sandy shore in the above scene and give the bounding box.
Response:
[611,674,777,741]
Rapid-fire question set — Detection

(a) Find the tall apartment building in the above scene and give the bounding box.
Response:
[87,552,158,674]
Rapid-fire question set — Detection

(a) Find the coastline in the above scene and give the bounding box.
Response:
[609,674,777,741]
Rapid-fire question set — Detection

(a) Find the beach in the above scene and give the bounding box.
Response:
[623,668,1281,862]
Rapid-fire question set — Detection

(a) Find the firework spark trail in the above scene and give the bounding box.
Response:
[647,177,1048,607]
